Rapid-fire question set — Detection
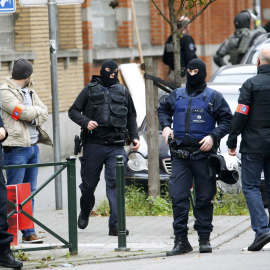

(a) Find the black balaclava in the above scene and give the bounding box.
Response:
[186,59,207,93]
[100,59,118,87]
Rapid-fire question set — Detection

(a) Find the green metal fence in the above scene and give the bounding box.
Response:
[4,156,78,255]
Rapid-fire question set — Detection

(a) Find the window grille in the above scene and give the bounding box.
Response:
[0,14,14,51]
[92,0,117,48]
[133,0,151,47]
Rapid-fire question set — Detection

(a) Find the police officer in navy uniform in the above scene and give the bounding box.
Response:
[214,10,266,67]
[163,17,197,83]
[0,116,23,268]
[158,59,232,256]
[69,59,140,236]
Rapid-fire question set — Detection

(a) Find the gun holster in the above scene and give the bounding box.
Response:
[170,149,190,159]
[168,137,190,159]
[74,135,82,155]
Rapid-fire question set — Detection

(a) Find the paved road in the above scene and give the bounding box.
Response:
[13,155,269,270]
[40,228,270,270]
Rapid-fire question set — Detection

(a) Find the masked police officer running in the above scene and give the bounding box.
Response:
[158,59,232,256]
[69,59,140,236]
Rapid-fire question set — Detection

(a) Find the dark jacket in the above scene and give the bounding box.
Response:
[227,64,270,153]
[158,87,232,154]
[162,33,197,71]
[68,76,139,144]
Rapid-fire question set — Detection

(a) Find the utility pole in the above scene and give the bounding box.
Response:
[48,0,62,210]
[144,57,160,198]
[254,0,261,27]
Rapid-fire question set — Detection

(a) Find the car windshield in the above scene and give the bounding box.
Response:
[211,74,255,84]
[245,50,259,64]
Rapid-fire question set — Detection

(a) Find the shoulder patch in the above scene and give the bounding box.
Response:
[189,43,195,51]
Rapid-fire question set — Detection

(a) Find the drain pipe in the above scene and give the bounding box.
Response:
[254,0,261,27]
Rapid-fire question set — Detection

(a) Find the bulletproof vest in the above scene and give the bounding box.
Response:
[248,85,270,129]
[173,87,216,139]
[228,28,263,64]
[83,82,128,128]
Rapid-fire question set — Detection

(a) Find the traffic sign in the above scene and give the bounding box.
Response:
[0,0,16,13]
[19,0,84,6]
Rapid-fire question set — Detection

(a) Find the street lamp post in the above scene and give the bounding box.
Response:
[48,0,63,210]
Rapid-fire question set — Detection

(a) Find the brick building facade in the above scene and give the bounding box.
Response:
[82,0,270,83]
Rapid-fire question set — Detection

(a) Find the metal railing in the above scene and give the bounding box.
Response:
[4,156,78,254]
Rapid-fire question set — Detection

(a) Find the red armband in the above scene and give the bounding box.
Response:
[11,103,24,121]
[235,104,249,115]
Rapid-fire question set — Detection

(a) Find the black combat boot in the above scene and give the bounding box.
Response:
[78,211,89,229]
[78,186,95,229]
[166,235,193,256]
[0,249,23,268]
[199,234,212,253]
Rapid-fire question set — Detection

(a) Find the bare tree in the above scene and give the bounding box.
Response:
[151,0,216,86]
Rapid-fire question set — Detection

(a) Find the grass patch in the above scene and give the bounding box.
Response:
[95,184,249,216]
[213,190,249,215]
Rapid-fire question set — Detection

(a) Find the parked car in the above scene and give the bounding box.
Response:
[125,91,170,187]
[125,64,267,206]
[241,33,270,64]
[209,64,257,84]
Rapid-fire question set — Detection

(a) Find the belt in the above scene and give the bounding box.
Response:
[31,140,39,146]
[87,137,125,146]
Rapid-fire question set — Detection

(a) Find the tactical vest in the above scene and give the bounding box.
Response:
[83,82,128,128]
[173,87,216,139]
[228,28,264,64]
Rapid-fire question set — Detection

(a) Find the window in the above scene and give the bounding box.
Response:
[133,0,151,47]
[92,0,117,48]
[0,14,14,50]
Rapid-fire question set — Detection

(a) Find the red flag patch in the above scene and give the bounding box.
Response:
[236,104,249,115]
[11,103,24,121]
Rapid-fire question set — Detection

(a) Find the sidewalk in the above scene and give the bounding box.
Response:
[7,161,253,268]
[14,210,251,269]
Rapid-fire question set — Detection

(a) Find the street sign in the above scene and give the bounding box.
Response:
[19,0,84,6]
[0,0,16,13]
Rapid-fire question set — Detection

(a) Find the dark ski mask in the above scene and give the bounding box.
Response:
[100,59,118,87]
[186,59,207,93]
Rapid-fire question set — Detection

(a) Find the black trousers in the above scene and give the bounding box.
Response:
[169,157,217,236]
[79,143,127,227]
[0,169,13,250]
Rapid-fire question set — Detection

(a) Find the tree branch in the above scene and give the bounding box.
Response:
[150,0,170,25]
[176,0,186,18]
[189,0,217,24]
